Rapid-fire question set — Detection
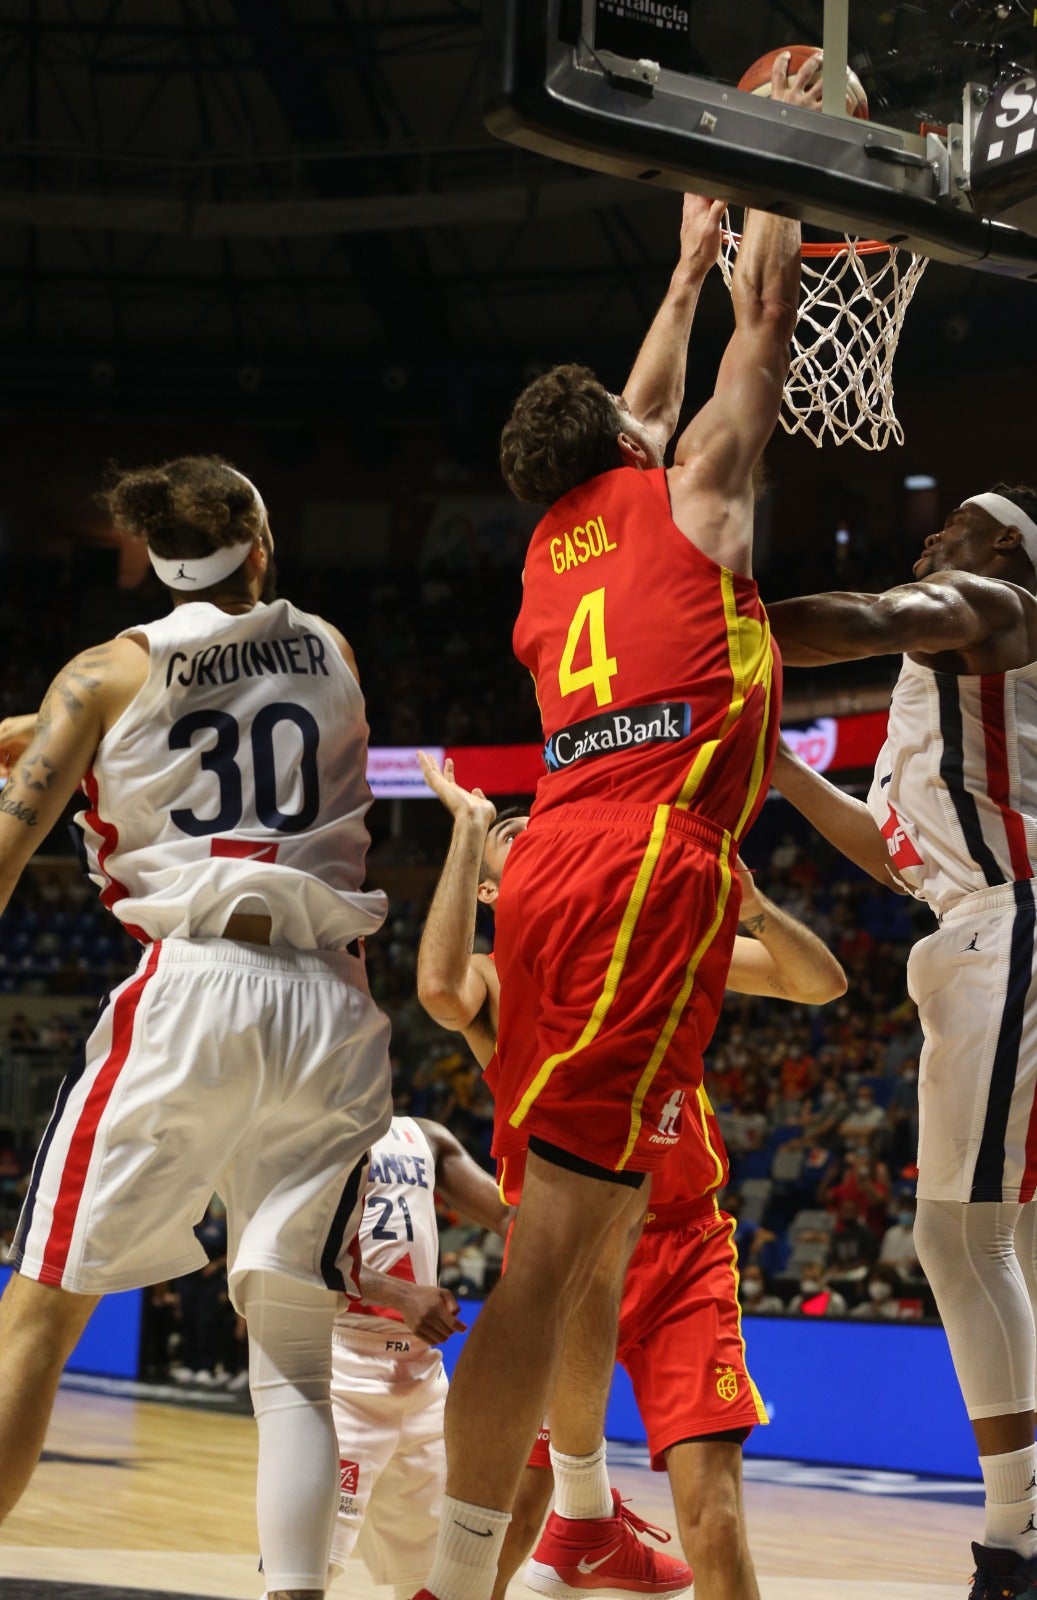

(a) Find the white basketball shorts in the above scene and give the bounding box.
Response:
[908,881,1037,1203]
[11,938,392,1303]
[329,1326,447,1588]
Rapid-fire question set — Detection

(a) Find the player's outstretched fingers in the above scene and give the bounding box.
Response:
[771,48,824,109]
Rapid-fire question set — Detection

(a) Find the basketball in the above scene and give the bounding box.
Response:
[738,45,869,121]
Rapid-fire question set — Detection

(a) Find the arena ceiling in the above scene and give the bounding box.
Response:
[0,1,1030,420]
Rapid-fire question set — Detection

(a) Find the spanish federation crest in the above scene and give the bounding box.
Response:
[715,1365,740,1403]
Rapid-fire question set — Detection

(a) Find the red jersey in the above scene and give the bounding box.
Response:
[513,467,781,843]
[490,1063,731,1222]
[645,1085,730,1228]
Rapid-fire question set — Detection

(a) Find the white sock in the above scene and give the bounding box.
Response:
[426,1495,512,1600]
[980,1443,1037,1556]
[548,1442,613,1521]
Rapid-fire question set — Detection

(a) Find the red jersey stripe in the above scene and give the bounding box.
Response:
[41,942,162,1283]
[981,675,1033,881]
[80,768,150,943]
[354,1251,416,1323]
[1019,1088,1037,1204]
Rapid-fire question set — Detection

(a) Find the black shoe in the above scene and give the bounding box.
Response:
[970,1542,1037,1599]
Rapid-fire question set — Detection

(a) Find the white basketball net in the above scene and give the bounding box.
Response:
[719,219,928,449]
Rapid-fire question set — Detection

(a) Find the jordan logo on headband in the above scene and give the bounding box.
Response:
[146,468,267,592]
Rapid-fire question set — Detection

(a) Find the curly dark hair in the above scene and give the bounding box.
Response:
[990,481,1037,526]
[102,454,265,560]
[499,364,625,505]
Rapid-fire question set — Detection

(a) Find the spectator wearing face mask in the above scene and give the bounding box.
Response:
[737,1264,785,1315]
[851,1263,905,1320]
[836,1083,887,1147]
[879,1195,921,1276]
[786,1260,848,1318]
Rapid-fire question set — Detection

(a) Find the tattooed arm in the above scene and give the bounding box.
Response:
[0,714,38,777]
[0,638,147,915]
[725,859,847,1004]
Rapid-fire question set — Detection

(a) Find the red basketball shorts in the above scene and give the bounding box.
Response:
[617,1204,767,1467]
[492,799,739,1175]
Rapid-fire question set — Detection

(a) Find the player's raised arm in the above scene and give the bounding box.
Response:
[416,753,500,1063]
[770,738,907,892]
[619,194,726,456]
[667,55,821,572]
[727,858,847,1002]
[0,639,145,915]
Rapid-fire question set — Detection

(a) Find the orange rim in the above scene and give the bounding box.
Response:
[723,231,891,257]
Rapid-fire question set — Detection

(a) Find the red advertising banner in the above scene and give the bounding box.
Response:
[366,711,889,799]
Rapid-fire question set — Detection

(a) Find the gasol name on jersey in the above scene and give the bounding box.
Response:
[165,631,331,691]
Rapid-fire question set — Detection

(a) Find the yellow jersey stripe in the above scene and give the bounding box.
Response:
[508,802,671,1132]
[675,569,747,812]
[695,1082,727,1193]
[732,615,775,842]
[721,1211,770,1425]
[615,831,734,1170]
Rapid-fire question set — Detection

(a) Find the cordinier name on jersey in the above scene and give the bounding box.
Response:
[165,630,331,691]
[544,700,692,770]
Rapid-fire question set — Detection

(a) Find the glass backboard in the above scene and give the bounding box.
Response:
[484,0,1037,277]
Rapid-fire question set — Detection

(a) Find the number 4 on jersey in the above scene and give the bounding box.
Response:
[558,587,617,709]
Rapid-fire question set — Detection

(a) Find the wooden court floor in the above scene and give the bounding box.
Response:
[0,1386,982,1600]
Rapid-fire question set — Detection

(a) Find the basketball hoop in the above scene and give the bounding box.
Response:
[718,217,928,450]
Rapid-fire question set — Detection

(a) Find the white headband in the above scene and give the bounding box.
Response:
[964,492,1037,571]
[148,538,255,591]
[146,467,267,592]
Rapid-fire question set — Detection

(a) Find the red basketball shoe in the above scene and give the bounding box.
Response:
[524,1490,693,1599]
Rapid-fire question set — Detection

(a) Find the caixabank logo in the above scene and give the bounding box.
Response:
[543,700,691,770]
[594,0,693,74]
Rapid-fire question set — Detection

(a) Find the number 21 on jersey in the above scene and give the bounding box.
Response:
[558,587,617,709]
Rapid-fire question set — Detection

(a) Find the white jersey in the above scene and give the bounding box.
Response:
[867,653,1037,919]
[77,598,387,948]
[335,1117,439,1349]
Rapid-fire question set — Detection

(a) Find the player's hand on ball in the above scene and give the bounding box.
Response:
[771,49,824,110]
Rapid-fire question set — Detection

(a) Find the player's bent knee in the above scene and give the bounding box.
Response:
[667,1440,745,1537]
[240,1269,337,1407]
